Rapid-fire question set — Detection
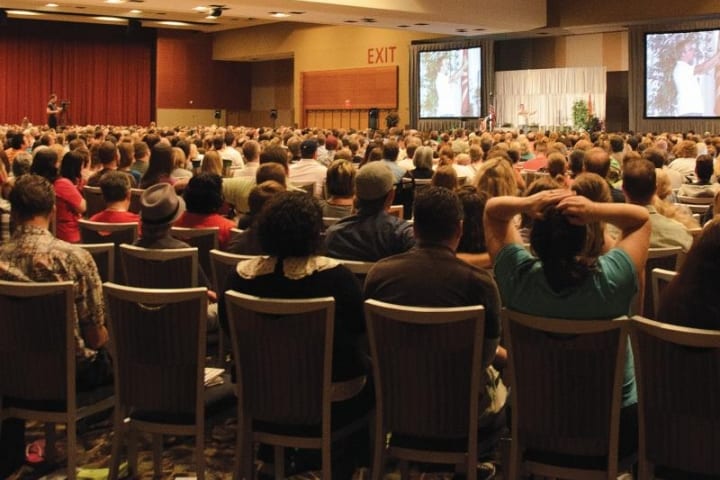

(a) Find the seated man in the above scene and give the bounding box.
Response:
[89,170,140,223]
[364,186,506,472]
[134,183,219,330]
[623,159,693,253]
[324,162,414,261]
[0,175,111,476]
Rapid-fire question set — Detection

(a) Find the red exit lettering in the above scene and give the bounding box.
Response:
[367,46,397,64]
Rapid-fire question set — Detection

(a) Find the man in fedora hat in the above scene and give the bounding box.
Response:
[134,183,219,329]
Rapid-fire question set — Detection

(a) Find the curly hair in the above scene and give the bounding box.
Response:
[183,173,224,214]
[257,191,323,257]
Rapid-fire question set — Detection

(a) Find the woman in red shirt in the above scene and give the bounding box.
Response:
[174,173,235,250]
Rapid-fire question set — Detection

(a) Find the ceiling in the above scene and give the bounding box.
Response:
[1,0,548,36]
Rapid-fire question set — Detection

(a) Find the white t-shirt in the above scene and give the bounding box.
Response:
[673,61,704,115]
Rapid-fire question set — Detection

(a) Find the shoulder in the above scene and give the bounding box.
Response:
[598,248,636,279]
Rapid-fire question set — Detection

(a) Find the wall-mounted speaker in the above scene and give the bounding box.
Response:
[368,108,379,130]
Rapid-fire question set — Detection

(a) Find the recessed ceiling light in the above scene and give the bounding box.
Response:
[193,6,208,11]
[456,28,467,32]
[473,28,486,31]
[397,24,409,28]
[7,10,42,15]
[93,16,124,21]
[269,12,289,17]
[45,3,59,7]
[129,9,142,13]
[104,0,125,4]
[344,19,357,23]
[158,20,190,26]
[288,11,304,14]
[414,22,428,26]
[361,17,376,23]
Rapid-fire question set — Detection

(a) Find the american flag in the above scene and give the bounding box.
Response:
[461,49,470,116]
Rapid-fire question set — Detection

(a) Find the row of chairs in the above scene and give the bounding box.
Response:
[2,279,718,479]
[82,186,144,218]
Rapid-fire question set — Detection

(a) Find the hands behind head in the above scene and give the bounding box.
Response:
[526,188,596,225]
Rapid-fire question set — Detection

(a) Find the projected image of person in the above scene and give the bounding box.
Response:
[673,38,720,116]
[435,55,462,116]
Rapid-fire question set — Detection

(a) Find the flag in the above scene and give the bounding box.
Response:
[587,93,594,117]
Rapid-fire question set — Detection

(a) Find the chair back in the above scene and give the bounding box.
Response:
[120,244,198,288]
[82,186,106,218]
[502,309,628,468]
[224,291,334,426]
[335,258,375,283]
[650,268,677,318]
[0,281,75,403]
[103,282,207,418]
[128,188,144,214]
[630,316,720,476]
[364,299,485,439]
[78,220,138,245]
[170,226,219,282]
[78,242,115,283]
[209,249,257,294]
[676,195,713,205]
[643,247,682,318]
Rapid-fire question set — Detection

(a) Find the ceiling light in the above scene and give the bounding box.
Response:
[7,10,42,15]
[129,8,141,13]
[104,0,125,4]
[269,12,289,17]
[205,6,223,18]
[94,15,124,21]
[45,3,59,7]
[157,20,190,26]
[193,6,208,11]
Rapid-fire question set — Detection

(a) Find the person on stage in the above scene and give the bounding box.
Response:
[673,39,720,116]
[47,94,63,129]
[517,103,535,131]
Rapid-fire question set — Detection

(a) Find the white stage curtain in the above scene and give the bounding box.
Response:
[495,67,606,130]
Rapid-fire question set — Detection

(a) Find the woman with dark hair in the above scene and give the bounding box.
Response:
[140,143,181,189]
[229,180,286,254]
[485,189,651,457]
[220,191,367,383]
[657,219,720,329]
[455,185,493,269]
[33,148,87,242]
[174,172,236,250]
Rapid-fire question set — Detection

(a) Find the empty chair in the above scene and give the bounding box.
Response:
[630,316,720,479]
[364,299,486,480]
[119,244,198,288]
[77,242,116,282]
[170,226,219,283]
[82,185,106,218]
[224,291,371,479]
[0,280,114,480]
[104,282,232,480]
[502,309,634,480]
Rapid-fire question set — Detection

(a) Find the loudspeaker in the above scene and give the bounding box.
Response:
[126,19,142,37]
[368,108,379,130]
[270,109,278,119]
[214,109,221,119]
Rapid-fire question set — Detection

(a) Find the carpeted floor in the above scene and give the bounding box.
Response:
[10,410,499,480]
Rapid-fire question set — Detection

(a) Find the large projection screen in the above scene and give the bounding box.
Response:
[419,47,482,119]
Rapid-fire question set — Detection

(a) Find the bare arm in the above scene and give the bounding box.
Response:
[556,195,650,273]
[484,189,573,262]
[694,50,720,75]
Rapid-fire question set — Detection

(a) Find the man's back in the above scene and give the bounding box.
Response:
[324,210,414,261]
[648,206,694,252]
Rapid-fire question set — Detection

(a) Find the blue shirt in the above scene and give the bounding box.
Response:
[494,243,638,407]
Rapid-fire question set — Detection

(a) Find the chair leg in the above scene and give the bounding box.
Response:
[274,446,284,479]
[152,433,163,478]
[235,415,253,480]
[66,420,77,480]
[108,411,124,480]
[322,442,331,480]
[371,420,384,480]
[44,422,57,464]
[196,424,205,480]
[128,428,139,475]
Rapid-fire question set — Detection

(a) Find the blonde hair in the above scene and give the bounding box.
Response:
[171,147,187,169]
[653,197,700,229]
[201,150,223,176]
[474,157,518,197]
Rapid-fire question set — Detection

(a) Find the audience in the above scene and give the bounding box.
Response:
[288,139,326,198]
[320,159,356,218]
[89,171,140,223]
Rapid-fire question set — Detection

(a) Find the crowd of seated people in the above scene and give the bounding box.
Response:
[2,120,720,477]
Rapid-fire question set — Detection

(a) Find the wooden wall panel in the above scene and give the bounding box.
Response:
[302,66,398,110]
[304,108,397,130]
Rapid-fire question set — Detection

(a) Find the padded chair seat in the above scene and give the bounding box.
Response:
[129,374,235,424]
[4,384,114,412]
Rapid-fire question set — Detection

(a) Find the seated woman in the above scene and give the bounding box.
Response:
[455,185,492,269]
[320,160,355,219]
[220,190,368,383]
[228,180,286,255]
[485,189,651,458]
[174,173,236,250]
[657,219,720,329]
